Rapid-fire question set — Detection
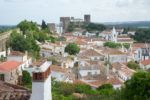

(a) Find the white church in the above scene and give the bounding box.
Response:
[100,27,118,43]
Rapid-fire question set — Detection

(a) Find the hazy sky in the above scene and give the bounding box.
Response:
[0,0,150,25]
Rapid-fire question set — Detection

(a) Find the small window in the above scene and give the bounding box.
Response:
[0,74,4,81]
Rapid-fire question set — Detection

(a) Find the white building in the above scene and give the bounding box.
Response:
[111,27,118,43]
[30,60,52,100]
[112,62,135,82]
[51,65,74,83]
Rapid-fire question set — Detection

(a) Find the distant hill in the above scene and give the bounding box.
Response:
[0,25,15,33]
[101,21,150,29]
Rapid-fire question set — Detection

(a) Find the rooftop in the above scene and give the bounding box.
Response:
[0,61,22,72]
[140,59,150,66]
[0,81,31,100]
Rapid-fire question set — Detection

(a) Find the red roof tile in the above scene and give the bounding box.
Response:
[0,61,22,72]
[140,59,150,66]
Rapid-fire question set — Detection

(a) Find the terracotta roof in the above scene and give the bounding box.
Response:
[101,48,125,55]
[9,51,25,56]
[0,61,22,72]
[112,62,135,77]
[51,65,67,73]
[140,59,150,66]
[132,43,150,48]
[78,49,103,57]
[0,81,31,99]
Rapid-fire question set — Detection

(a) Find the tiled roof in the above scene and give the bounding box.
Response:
[0,81,31,100]
[9,51,25,56]
[140,59,150,66]
[51,65,67,73]
[0,61,22,72]
[78,49,103,57]
[101,47,125,55]
[132,43,150,48]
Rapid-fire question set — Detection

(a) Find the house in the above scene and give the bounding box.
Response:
[85,38,107,46]
[0,81,31,100]
[128,31,136,35]
[111,62,135,82]
[140,59,150,70]
[0,61,23,84]
[77,49,104,61]
[7,51,32,69]
[51,65,74,83]
[78,61,101,82]
[100,47,127,63]
[40,42,66,57]
[61,57,75,68]
[132,43,150,62]
[117,35,134,44]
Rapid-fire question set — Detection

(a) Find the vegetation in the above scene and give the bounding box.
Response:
[123,43,130,49]
[133,29,150,43]
[67,22,106,32]
[22,71,31,85]
[8,20,57,59]
[41,20,48,30]
[23,71,150,100]
[127,61,140,70]
[104,41,121,48]
[8,31,40,58]
[65,43,80,55]
[84,23,106,32]
[17,20,38,34]
[122,71,150,100]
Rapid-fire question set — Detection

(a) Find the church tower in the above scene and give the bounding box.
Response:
[31,61,52,100]
[111,27,118,43]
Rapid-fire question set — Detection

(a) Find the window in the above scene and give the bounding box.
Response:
[0,74,4,81]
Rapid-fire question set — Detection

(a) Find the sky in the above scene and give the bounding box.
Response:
[0,0,150,25]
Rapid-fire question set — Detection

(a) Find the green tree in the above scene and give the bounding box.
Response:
[133,29,150,43]
[22,70,31,85]
[127,61,140,70]
[123,43,130,49]
[17,20,38,34]
[65,43,80,55]
[41,20,47,30]
[104,42,121,48]
[8,31,28,52]
[122,71,150,100]
[85,23,106,32]
[97,84,113,90]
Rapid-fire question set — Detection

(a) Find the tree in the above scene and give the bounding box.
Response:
[122,71,150,100]
[123,43,130,49]
[127,61,140,70]
[85,23,106,32]
[65,43,80,55]
[22,70,31,85]
[133,29,150,43]
[8,31,28,52]
[104,42,121,48]
[8,31,40,59]
[17,20,38,34]
[41,20,47,30]
[97,84,113,90]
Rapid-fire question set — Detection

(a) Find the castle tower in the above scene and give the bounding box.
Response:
[31,61,52,100]
[111,27,118,43]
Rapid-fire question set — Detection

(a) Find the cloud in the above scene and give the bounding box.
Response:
[0,0,150,25]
